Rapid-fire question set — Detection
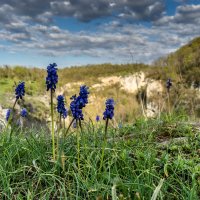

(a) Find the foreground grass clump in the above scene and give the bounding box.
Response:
[0,116,200,199]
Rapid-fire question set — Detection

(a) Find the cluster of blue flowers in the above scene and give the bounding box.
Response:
[70,95,84,120]
[70,85,89,120]
[78,85,89,108]
[96,115,100,122]
[6,109,11,121]
[5,62,116,130]
[15,82,25,100]
[103,98,115,120]
[5,82,28,126]
[57,95,67,119]
[166,78,172,91]
[20,108,27,118]
[46,63,58,92]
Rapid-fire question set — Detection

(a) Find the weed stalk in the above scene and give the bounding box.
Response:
[51,89,56,161]
[99,118,109,171]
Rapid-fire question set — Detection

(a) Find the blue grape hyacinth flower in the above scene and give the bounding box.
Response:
[65,85,89,136]
[15,82,25,100]
[20,108,27,117]
[78,85,89,108]
[6,109,11,121]
[46,63,58,161]
[96,115,100,122]
[100,98,115,171]
[46,63,58,92]
[166,78,172,91]
[70,86,89,120]
[103,98,115,120]
[57,95,67,119]
[70,95,84,120]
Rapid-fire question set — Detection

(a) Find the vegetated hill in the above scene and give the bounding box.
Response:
[0,63,148,95]
[1,37,200,125]
[0,36,199,92]
[153,36,200,86]
[0,63,149,124]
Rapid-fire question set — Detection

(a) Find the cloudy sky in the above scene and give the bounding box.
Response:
[0,0,199,67]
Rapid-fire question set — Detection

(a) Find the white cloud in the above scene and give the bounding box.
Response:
[0,1,199,65]
[155,4,200,25]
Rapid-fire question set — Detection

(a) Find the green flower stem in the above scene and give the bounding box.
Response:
[63,118,65,129]
[167,90,171,116]
[57,114,62,156]
[77,119,80,170]
[59,113,62,129]
[51,89,56,161]
[12,99,18,111]
[78,119,82,133]
[64,118,75,137]
[104,118,109,141]
[99,118,109,172]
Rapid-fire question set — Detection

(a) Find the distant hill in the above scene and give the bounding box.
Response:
[0,63,150,123]
[0,63,148,94]
[0,36,199,87]
[0,36,200,124]
[154,36,200,87]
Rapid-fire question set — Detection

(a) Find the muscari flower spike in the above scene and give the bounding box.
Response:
[70,86,89,120]
[70,95,84,120]
[57,95,67,119]
[46,63,58,92]
[96,115,100,122]
[78,85,89,108]
[166,78,172,91]
[6,109,11,121]
[15,82,25,99]
[20,108,27,117]
[103,98,115,120]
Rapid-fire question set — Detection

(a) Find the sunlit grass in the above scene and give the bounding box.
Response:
[0,114,199,199]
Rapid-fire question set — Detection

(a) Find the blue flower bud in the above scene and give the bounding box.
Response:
[103,98,115,120]
[96,115,100,122]
[46,63,58,92]
[57,95,67,119]
[166,78,172,91]
[70,85,89,120]
[6,109,11,121]
[15,82,25,100]
[20,108,27,117]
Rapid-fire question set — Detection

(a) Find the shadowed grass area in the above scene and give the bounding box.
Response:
[0,114,199,199]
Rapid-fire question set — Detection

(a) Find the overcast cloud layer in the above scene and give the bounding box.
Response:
[0,0,199,67]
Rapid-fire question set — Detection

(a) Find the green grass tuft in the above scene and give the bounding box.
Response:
[0,115,199,199]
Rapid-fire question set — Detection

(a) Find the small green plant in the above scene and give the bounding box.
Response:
[46,63,58,161]
[56,95,67,158]
[99,98,115,172]
[0,114,199,199]
[6,81,26,129]
[166,78,172,115]
[1,61,200,199]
